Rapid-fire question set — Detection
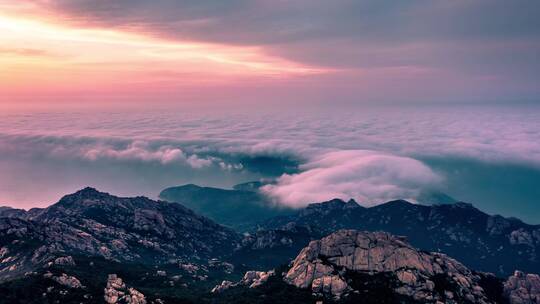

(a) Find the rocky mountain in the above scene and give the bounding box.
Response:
[159,184,293,231]
[0,188,242,282]
[0,206,42,219]
[264,199,540,276]
[104,274,146,304]
[158,183,456,231]
[1,188,539,303]
[0,187,328,303]
[283,230,497,303]
[504,270,540,303]
[215,230,540,304]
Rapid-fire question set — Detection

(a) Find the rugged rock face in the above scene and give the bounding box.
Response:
[46,272,83,289]
[504,270,540,304]
[211,270,275,293]
[0,207,27,219]
[284,230,495,303]
[265,198,540,276]
[104,274,146,304]
[0,217,43,280]
[53,256,76,266]
[0,188,242,281]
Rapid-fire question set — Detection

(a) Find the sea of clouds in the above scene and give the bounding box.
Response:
[261,150,441,207]
[0,104,539,218]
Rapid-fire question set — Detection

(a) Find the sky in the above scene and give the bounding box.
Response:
[1,0,539,106]
[0,1,539,223]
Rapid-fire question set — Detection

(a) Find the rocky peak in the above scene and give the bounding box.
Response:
[382,199,415,207]
[504,270,540,304]
[305,198,347,209]
[0,188,242,282]
[284,230,495,303]
[76,186,102,196]
[48,272,83,289]
[0,207,27,218]
[301,198,363,216]
[104,274,146,304]
[344,199,360,209]
[61,187,108,202]
[212,270,275,293]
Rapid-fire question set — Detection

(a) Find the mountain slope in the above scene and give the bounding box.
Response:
[1,189,539,303]
[0,188,242,282]
[264,199,540,276]
[283,230,498,303]
[215,230,536,304]
[159,184,293,231]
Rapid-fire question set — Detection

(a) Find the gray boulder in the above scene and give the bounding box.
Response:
[504,270,540,304]
[211,270,275,293]
[51,273,83,289]
[104,274,146,304]
[284,230,493,303]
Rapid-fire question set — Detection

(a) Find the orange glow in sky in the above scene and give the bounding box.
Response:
[0,9,323,104]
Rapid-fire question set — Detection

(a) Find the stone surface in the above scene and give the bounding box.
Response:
[53,256,76,266]
[51,273,83,289]
[211,280,236,293]
[211,270,275,293]
[104,274,146,304]
[504,270,540,304]
[241,270,275,288]
[284,229,494,303]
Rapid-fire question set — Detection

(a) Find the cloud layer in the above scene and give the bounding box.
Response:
[0,104,539,220]
[262,150,441,208]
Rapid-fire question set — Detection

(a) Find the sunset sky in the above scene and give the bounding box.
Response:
[1,0,539,107]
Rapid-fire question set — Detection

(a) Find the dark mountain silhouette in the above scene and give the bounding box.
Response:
[264,198,540,276]
[159,184,293,231]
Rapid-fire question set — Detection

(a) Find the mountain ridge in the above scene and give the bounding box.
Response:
[0,188,539,303]
[263,198,540,276]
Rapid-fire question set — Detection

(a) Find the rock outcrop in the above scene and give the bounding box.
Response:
[53,256,76,266]
[211,270,275,293]
[48,272,83,289]
[504,270,540,304]
[104,274,146,304]
[284,230,494,303]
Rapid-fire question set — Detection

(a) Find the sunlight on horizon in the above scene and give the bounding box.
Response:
[0,11,324,104]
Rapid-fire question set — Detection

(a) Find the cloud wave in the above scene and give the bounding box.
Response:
[82,141,213,168]
[262,150,441,208]
[0,105,539,214]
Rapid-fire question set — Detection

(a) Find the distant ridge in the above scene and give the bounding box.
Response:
[159,183,294,231]
[264,197,540,276]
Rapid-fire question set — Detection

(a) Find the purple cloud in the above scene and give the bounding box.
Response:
[27,0,540,103]
[262,150,441,208]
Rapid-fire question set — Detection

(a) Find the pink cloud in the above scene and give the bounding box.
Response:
[262,150,441,208]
